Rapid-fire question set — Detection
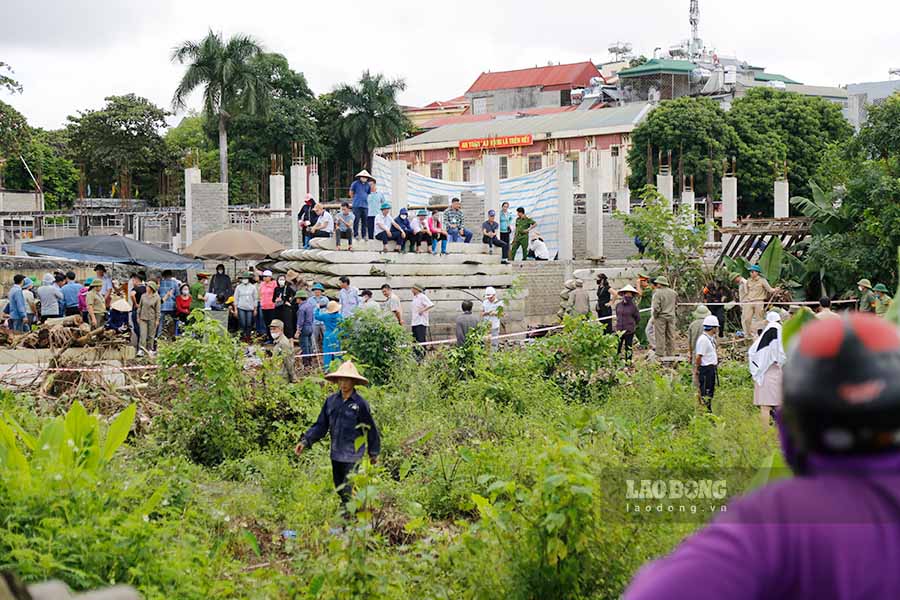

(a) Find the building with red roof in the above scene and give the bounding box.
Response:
[465,61,603,115]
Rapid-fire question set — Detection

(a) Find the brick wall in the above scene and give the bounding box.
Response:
[252,217,293,247]
[510,259,597,323]
[190,183,227,242]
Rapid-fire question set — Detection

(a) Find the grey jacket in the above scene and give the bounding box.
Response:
[455,311,482,345]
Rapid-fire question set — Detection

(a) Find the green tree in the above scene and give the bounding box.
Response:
[333,71,412,168]
[171,30,269,186]
[626,97,739,202]
[66,94,171,200]
[0,99,29,165]
[726,88,853,211]
[2,129,79,208]
[0,61,22,95]
[856,92,900,174]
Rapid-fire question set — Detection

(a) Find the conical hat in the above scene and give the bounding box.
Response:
[324,360,369,385]
[355,170,373,179]
[111,298,132,312]
[618,284,638,294]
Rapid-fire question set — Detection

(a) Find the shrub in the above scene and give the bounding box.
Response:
[338,308,415,385]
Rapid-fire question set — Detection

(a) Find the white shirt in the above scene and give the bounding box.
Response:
[23,289,35,314]
[411,293,434,327]
[383,292,401,316]
[375,212,396,234]
[529,238,550,260]
[411,217,425,234]
[695,333,718,367]
[482,298,502,330]
[204,292,219,309]
[315,210,334,233]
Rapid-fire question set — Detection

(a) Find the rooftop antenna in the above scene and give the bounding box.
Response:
[689,0,702,60]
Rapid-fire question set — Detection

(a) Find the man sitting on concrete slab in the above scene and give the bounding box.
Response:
[445,197,473,243]
[305,204,334,248]
[334,202,355,251]
[374,203,406,252]
[482,210,509,262]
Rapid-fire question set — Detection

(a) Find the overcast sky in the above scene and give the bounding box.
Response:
[2,0,898,130]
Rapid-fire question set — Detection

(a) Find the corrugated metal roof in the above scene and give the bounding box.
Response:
[396,103,650,149]
[618,59,696,77]
[419,105,585,129]
[466,61,601,94]
[754,72,802,85]
[740,80,848,99]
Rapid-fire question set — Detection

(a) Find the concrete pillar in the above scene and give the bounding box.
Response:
[616,187,631,214]
[722,176,738,227]
[680,190,695,228]
[483,155,501,218]
[557,161,574,262]
[774,179,789,218]
[584,166,604,259]
[290,164,308,249]
[656,173,674,211]
[183,167,201,245]
[308,170,320,202]
[389,160,409,213]
[269,174,285,211]
[599,149,613,192]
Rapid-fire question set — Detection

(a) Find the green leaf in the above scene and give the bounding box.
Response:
[6,416,36,451]
[101,404,136,462]
[354,434,366,452]
[0,419,30,485]
[398,459,412,480]
[758,237,784,283]
[308,573,326,596]
[884,248,900,326]
[242,530,261,557]
[782,307,816,348]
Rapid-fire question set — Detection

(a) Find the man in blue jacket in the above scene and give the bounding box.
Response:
[5,274,28,331]
[295,360,380,507]
[350,170,372,240]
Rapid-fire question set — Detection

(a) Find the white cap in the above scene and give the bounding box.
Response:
[484,286,497,298]
[703,315,720,328]
[262,270,273,277]
[766,311,781,323]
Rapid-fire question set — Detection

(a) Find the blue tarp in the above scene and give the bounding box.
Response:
[21,235,204,270]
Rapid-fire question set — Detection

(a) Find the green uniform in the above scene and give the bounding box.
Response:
[875,295,893,316]
[637,287,653,346]
[190,281,206,311]
[859,290,878,313]
[273,334,297,382]
[509,216,535,261]
[651,287,678,357]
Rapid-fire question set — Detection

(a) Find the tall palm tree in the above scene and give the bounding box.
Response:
[333,71,412,169]
[171,30,269,185]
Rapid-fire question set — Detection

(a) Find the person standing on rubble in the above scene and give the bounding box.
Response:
[137,280,161,356]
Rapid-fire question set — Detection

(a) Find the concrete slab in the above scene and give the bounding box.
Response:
[308,238,492,255]
[312,274,518,290]
[276,261,512,277]
[277,250,501,265]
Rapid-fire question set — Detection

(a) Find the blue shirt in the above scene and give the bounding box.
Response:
[296,299,315,329]
[301,390,381,462]
[62,281,82,308]
[6,285,27,319]
[351,179,370,210]
[158,278,179,311]
[367,191,386,217]
[499,210,512,234]
[336,210,355,232]
[395,215,413,234]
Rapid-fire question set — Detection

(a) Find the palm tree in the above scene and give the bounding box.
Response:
[333,71,412,169]
[171,30,269,185]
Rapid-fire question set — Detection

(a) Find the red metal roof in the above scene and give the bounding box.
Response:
[423,95,468,109]
[466,61,602,94]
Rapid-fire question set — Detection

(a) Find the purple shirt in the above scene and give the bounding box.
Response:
[625,453,900,600]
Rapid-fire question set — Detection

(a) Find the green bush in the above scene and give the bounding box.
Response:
[338,308,415,385]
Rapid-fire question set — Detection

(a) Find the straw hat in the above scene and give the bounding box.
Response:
[412,282,426,293]
[111,298,132,312]
[355,169,373,179]
[326,300,340,314]
[324,360,369,385]
[619,284,638,294]
[89,279,103,288]
[286,269,302,283]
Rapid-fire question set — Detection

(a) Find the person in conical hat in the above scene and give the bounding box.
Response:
[351,170,374,239]
[296,360,380,508]
[315,300,344,369]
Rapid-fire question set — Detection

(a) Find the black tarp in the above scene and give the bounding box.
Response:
[21,235,204,270]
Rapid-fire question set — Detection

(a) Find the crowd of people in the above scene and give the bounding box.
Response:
[297,170,552,261]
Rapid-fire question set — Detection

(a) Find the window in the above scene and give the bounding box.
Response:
[528,154,543,173]
[498,156,508,179]
[462,160,475,182]
[610,145,620,157]
[569,153,580,187]
[472,97,488,115]
[560,90,572,106]
[430,162,443,180]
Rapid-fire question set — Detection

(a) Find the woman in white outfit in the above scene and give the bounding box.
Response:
[748,311,787,427]
[482,286,503,349]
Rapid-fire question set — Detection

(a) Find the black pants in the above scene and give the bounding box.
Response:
[335,229,353,247]
[500,231,510,248]
[64,306,80,317]
[482,234,509,259]
[412,324,428,357]
[311,230,332,240]
[698,364,717,410]
[352,207,367,238]
[332,460,357,506]
[709,306,726,337]
[617,332,634,361]
[597,306,613,334]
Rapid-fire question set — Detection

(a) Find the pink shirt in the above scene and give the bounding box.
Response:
[259,280,277,310]
[427,217,444,235]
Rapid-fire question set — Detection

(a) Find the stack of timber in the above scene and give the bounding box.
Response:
[271,238,525,336]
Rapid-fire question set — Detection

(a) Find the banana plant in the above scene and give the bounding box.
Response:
[0,401,135,490]
[790,181,852,236]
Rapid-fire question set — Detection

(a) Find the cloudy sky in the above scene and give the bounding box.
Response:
[2,0,898,129]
